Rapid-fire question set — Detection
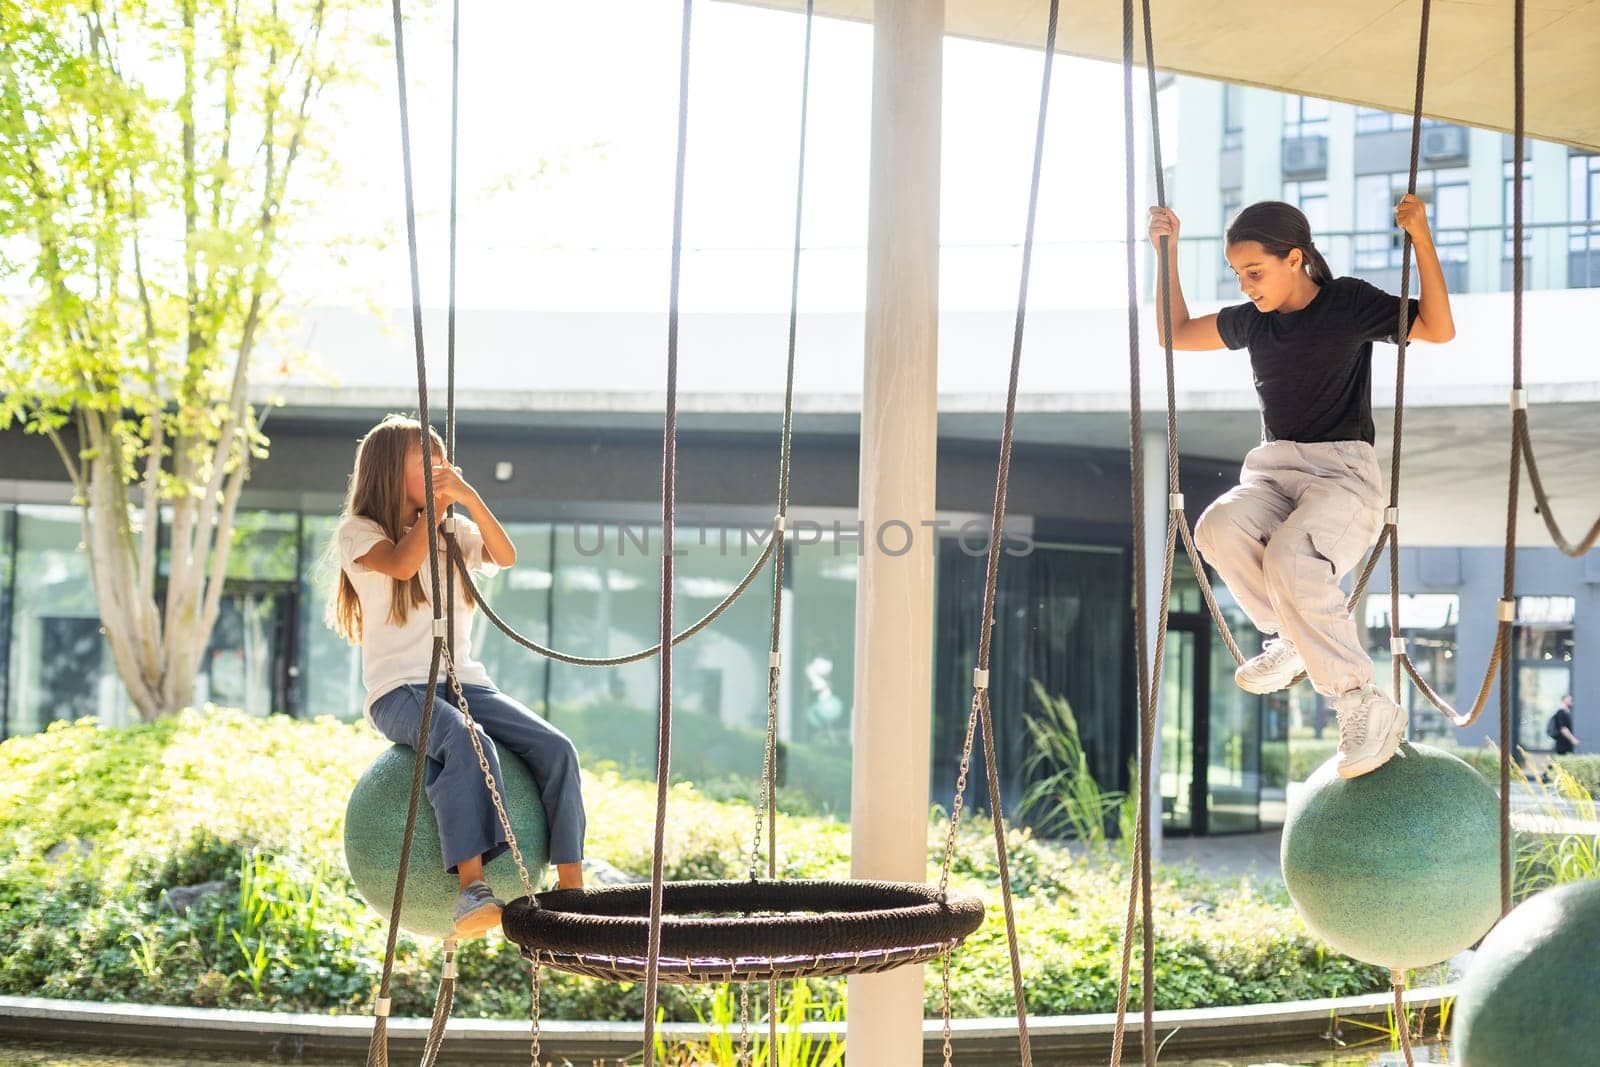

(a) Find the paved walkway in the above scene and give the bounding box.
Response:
[1160,830,1286,883]
[1154,788,1600,885]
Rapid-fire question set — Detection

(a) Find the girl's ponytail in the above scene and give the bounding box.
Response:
[1303,242,1334,286]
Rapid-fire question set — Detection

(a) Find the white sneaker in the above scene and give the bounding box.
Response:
[1234,637,1305,694]
[1334,684,1407,779]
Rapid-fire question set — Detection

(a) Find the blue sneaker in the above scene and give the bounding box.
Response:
[452,879,504,938]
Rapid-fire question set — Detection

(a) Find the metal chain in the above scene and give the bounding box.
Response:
[937,692,983,901]
[749,667,781,879]
[941,951,956,1067]
[442,645,536,900]
[738,983,753,1066]
[530,960,542,1067]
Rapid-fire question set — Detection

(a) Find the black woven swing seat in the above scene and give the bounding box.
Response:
[501,879,986,984]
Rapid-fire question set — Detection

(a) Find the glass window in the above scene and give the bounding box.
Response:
[5,505,136,734]
[1502,161,1534,260]
[935,539,1128,835]
[0,507,13,737]
[1283,95,1330,138]
[1166,555,1266,835]
[1222,84,1245,149]
[1569,153,1600,288]
[1355,170,1469,274]
[1207,600,1263,834]
[300,513,367,721]
[1356,107,1440,134]
[1514,596,1575,752]
[1570,152,1599,238]
[1364,593,1460,742]
[160,507,299,582]
[469,521,553,726]
[546,519,852,814]
[1283,179,1329,235]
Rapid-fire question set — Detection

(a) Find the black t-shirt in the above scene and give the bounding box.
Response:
[1554,708,1576,754]
[1216,276,1420,444]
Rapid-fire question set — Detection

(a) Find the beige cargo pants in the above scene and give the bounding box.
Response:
[1193,440,1386,698]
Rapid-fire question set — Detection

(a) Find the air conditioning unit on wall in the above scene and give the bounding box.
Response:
[1282,136,1328,178]
[1421,125,1469,164]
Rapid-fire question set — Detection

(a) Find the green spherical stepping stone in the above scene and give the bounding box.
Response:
[343,742,549,939]
[1280,742,1500,971]
[1454,880,1600,1066]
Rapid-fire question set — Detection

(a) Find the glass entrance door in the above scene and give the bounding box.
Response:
[1160,610,1265,836]
[1161,627,1201,833]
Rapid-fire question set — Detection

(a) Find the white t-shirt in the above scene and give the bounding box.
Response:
[336,513,501,725]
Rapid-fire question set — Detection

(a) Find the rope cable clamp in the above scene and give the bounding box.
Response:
[374,996,392,1018]
[972,668,990,691]
[1499,598,1517,623]
[443,515,457,534]
[1168,493,1184,512]
[1390,637,1408,655]
[773,513,788,534]
[1385,507,1400,527]
[432,618,448,638]
[770,652,782,669]
[1510,389,1528,411]
[443,958,458,980]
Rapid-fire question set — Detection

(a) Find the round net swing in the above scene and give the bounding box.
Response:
[503,880,985,984]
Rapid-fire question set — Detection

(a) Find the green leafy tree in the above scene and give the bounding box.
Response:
[0,0,364,718]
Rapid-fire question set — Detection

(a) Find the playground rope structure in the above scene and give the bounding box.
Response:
[357,0,1595,1063]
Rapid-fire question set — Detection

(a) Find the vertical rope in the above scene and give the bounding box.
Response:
[418,940,458,1067]
[1500,0,1528,917]
[1381,0,1432,705]
[1391,970,1417,1067]
[642,3,694,1061]
[442,0,462,672]
[749,3,816,1060]
[933,4,1061,1065]
[369,3,450,1061]
[1108,0,1160,1061]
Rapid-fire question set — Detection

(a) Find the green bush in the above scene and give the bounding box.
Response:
[1552,754,1600,796]
[0,709,1392,1021]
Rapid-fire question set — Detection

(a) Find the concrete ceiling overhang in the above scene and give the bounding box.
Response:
[734,0,1600,151]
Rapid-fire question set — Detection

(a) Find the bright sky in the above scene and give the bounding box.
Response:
[298,0,1152,315]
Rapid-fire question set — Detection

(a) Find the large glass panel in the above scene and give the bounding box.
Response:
[1515,596,1575,752]
[159,507,299,582]
[198,590,293,714]
[1168,554,1264,834]
[1364,593,1460,742]
[546,519,852,814]
[936,540,1129,835]
[469,522,552,721]
[299,514,366,720]
[786,530,857,813]
[1208,602,1263,834]
[0,507,13,736]
[6,505,136,733]
[1161,630,1197,833]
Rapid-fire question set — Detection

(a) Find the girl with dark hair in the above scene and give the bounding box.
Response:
[1146,196,1455,779]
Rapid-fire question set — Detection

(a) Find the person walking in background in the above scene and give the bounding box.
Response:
[1549,693,1580,755]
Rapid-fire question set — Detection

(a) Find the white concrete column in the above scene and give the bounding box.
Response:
[848,0,943,1061]
[1143,427,1168,864]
